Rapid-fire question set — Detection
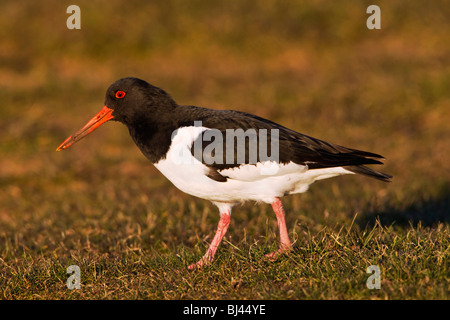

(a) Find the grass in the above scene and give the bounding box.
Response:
[0,0,449,299]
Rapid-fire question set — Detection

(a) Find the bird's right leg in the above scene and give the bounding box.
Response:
[188,209,231,270]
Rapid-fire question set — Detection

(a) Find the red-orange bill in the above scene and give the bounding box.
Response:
[56,106,114,151]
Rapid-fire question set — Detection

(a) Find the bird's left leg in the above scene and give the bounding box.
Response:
[188,209,231,269]
[265,197,292,259]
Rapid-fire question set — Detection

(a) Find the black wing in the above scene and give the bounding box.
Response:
[176,106,392,182]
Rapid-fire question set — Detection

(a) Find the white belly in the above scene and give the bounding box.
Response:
[154,126,354,204]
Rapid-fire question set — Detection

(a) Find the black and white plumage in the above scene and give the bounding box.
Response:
[57,77,392,269]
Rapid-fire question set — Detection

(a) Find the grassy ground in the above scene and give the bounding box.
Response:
[0,1,449,299]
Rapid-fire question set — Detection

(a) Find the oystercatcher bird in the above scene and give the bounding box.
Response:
[57,77,392,269]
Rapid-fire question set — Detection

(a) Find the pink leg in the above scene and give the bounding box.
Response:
[265,197,292,260]
[188,211,231,269]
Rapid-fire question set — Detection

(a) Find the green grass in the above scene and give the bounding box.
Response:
[0,0,449,299]
[1,211,448,299]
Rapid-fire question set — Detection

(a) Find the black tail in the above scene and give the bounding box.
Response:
[345,165,392,182]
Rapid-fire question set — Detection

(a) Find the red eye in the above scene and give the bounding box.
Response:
[115,91,126,99]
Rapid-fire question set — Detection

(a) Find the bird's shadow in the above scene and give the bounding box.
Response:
[356,182,450,228]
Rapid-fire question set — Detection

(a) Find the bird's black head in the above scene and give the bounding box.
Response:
[56,77,177,151]
[105,77,177,125]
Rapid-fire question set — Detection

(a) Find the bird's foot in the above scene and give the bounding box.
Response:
[187,252,213,270]
[187,211,230,270]
[187,259,207,270]
[264,245,292,261]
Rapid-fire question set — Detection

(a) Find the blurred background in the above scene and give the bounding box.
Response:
[0,0,449,298]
